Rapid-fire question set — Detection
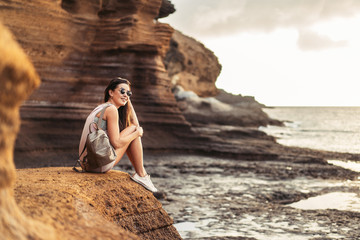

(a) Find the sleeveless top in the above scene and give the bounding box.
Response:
[94,117,107,130]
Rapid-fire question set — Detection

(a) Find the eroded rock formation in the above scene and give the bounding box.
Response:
[0,0,195,167]
[173,86,276,127]
[164,30,222,97]
[0,21,57,240]
[14,168,181,240]
[0,0,292,168]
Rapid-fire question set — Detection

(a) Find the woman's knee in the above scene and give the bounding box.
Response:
[128,125,137,131]
[120,125,137,136]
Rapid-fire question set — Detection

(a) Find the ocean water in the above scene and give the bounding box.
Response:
[260,107,360,154]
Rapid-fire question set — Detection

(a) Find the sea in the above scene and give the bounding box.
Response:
[260,107,360,154]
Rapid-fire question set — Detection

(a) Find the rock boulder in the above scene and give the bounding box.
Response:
[15,168,181,240]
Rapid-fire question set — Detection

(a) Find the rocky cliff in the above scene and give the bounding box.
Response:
[0,21,180,240]
[1,0,306,168]
[0,0,197,166]
[164,30,221,97]
[164,31,281,127]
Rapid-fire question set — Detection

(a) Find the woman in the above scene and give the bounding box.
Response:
[78,77,157,193]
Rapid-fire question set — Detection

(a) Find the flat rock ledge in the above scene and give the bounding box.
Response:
[14,167,181,240]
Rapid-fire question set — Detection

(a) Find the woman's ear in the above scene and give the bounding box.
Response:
[109,89,113,98]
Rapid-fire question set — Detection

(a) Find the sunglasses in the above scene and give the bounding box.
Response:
[119,88,132,97]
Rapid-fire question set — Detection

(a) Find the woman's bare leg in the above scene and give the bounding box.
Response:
[113,125,146,176]
[113,125,137,165]
[126,137,146,177]
[114,144,129,165]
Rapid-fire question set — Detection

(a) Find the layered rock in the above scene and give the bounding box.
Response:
[0,0,301,168]
[164,30,222,97]
[0,0,196,167]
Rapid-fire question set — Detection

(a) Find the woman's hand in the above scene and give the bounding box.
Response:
[136,126,143,137]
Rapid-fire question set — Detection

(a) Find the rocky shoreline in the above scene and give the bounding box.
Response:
[12,148,360,239]
[117,153,360,239]
[2,1,360,239]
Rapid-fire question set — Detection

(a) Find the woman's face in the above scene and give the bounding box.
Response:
[110,83,131,107]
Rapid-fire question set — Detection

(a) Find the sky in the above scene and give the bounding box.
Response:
[161,0,360,106]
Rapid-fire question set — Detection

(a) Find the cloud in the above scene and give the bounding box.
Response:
[297,29,348,51]
[168,0,360,36]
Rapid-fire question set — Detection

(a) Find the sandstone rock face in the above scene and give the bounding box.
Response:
[0,21,57,240]
[0,0,194,166]
[0,0,287,169]
[15,168,181,240]
[0,19,180,240]
[164,30,222,97]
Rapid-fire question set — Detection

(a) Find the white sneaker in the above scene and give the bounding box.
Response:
[130,173,158,193]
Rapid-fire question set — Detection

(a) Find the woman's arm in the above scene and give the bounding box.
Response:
[105,105,142,149]
[128,99,140,126]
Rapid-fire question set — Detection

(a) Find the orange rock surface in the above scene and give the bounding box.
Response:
[14,168,181,240]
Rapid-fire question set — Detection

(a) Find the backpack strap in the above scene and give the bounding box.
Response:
[93,103,112,130]
[72,134,88,173]
[73,159,85,173]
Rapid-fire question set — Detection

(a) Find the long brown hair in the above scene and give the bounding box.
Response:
[104,77,132,131]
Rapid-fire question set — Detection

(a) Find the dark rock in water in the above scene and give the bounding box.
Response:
[173,86,279,127]
[215,89,265,108]
[164,30,222,97]
[215,89,284,126]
